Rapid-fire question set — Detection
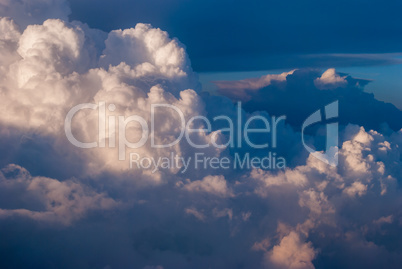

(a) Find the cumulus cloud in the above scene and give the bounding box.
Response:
[0,15,208,179]
[213,70,294,101]
[0,17,21,66]
[267,231,316,269]
[314,68,347,90]
[100,24,195,90]
[0,164,117,225]
[215,68,402,131]
[0,1,401,269]
[247,125,402,268]
[183,175,233,197]
[185,207,206,221]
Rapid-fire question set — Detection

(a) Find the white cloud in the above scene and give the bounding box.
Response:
[373,215,393,226]
[0,17,21,66]
[0,164,117,225]
[184,207,206,221]
[214,70,294,101]
[0,17,209,178]
[267,231,316,269]
[183,175,233,197]
[343,181,367,197]
[314,68,347,90]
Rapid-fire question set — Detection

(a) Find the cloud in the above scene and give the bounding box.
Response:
[0,164,117,225]
[343,181,367,197]
[0,16,208,178]
[0,17,21,66]
[183,175,233,197]
[185,207,206,221]
[67,0,402,72]
[0,1,402,269]
[215,68,402,131]
[213,70,294,101]
[267,231,316,269]
[373,215,393,226]
[314,68,347,90]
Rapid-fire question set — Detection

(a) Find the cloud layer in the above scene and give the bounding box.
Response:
[0,1,401,269]
[215,68,402,131]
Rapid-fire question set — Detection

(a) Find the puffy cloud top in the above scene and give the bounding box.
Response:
[314,68,347,90]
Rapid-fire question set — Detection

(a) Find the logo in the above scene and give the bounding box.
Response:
[301,101,339,166]
[64,101,339,172]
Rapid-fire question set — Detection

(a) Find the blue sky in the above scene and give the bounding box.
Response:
[67,0,402,108]
[67,0,402,70]
[338,63,402,108]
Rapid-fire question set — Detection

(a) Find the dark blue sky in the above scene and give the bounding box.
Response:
[68,0,402,72]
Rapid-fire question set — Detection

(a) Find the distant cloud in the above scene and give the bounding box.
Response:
[213,70,294,101]
[314,68,347,90]
[215,68,402,131]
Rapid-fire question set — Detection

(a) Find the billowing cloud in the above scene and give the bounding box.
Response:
[0,1,401,269]
[215,68,402,131]
[0,164,117,225]
[267,231,316,269]
[213,70,294,101]
[314,68,347,90]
